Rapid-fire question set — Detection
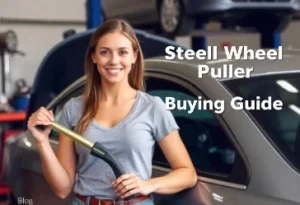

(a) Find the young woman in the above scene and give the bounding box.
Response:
[27,19,197,205]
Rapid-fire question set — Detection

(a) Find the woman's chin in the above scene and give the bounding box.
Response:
[103,75,124,84]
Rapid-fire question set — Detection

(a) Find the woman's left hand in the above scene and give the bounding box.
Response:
[112,173,155,198]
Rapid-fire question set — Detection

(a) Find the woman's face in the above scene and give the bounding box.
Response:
[92,32,137,84]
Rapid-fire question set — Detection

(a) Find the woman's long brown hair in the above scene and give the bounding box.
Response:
[75,19,145,134]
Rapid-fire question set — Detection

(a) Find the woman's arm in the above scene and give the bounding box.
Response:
[36,133,77,199]
[113,130,197,198]
[147,130,197,194]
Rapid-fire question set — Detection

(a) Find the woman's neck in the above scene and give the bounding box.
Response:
[99,80,136,104]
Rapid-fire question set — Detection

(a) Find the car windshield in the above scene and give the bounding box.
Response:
[223,72,300,172]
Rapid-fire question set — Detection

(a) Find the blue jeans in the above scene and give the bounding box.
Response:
[71,195,155,205]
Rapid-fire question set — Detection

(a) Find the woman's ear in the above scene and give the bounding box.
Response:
[91,53,96,64]
[133,51,138,64]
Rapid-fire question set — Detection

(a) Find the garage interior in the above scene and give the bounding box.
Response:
[1,0,300,205]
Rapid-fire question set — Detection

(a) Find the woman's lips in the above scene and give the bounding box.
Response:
[105,68,123,74]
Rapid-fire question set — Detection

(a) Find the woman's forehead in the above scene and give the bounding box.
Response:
[97,32,133,48]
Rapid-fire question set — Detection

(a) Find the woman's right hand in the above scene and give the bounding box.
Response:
[27,106,55,145]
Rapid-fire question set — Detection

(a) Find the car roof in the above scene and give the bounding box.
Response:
[147,48,300,81]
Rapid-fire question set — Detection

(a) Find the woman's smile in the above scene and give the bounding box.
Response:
[105,67,124,75]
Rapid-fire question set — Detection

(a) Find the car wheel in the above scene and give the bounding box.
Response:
[158,0,195,38]
[250,13,291,33]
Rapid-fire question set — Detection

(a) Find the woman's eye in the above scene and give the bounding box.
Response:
[100,50,109,56]
[120,50,128,55]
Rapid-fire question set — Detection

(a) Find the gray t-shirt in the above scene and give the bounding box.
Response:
[57,90,179,198]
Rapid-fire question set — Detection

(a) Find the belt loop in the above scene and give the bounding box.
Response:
[85,196,91,205]
[118,199,123,205]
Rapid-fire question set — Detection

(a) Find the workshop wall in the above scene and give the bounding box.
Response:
[282,21,300,48]
[206,21,300,49]
[0,0,86,21]
[0,0,86,98]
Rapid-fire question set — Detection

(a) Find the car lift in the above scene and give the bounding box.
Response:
[86,0,281,50]
[191,24,281,50]
[86,0,102,29]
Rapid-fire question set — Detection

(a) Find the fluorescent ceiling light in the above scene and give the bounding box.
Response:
[277,80,299,93]
[289,104,300,116]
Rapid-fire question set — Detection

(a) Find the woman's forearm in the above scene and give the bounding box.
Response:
[148,167,197,194]
[36,140,73,198]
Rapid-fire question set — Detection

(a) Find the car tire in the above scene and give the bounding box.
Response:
[158,0,195,38]
[250,13,291,33]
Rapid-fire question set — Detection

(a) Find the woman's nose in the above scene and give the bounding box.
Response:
[110,54,120,64]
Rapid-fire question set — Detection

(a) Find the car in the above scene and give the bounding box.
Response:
[2,43,300,204]
[102,0,300,37]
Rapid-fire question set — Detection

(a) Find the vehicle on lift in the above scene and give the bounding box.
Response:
[102,0,300,37]
[1,28,300,204]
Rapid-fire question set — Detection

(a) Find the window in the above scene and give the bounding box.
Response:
[146,77,247,184]
[224,73,300,172]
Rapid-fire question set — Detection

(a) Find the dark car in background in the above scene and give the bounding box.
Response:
[102,0,300,37]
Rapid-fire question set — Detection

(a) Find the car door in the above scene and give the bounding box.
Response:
[144,74,251,205]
